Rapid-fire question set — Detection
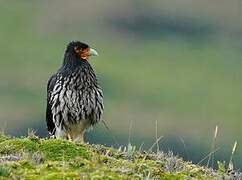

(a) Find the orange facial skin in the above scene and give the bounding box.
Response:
[74,47,90,60]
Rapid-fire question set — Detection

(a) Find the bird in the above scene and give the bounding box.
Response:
[46,41,104,143]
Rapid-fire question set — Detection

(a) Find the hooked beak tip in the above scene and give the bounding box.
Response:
[89,48,99,56]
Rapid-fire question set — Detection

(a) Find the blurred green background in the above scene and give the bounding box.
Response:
[0,0,242,168]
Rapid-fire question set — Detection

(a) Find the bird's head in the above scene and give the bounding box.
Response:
[65,41,98,61]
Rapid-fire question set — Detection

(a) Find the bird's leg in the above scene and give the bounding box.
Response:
[79,132,85,143]
[67,133,72,141]
[73,131,85,143]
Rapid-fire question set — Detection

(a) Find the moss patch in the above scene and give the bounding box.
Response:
[39,139,90,161]
[0,134,239,179]
[0,137,90,162]
[0,138,38,154]
[0,166,10,178]
[0,133,10,143]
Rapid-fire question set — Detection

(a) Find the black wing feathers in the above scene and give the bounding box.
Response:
[46,74,57,135]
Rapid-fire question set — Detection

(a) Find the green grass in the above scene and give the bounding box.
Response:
[0,134,238,179]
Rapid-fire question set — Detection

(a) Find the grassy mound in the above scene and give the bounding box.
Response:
[0,133,239,179]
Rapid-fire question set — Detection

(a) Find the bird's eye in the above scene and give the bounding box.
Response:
[74,46,81,53]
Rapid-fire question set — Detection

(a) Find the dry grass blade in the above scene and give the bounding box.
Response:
[138,142,145,152]
[148,136,164,152]
[227,141,238,173]
[207,125,218,168]
[155,120,159,153]
[198,147,220,165]
[101,120,119,146]
[128,120,133,144]
[179,137,189,160]
[0,122,7,135]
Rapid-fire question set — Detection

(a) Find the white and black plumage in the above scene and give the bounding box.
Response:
[46,41,104,142]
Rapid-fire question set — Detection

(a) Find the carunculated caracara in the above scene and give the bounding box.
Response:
[46,41,104,142]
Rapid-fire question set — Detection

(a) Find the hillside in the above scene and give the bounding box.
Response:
[1,1,242,168]
[0,133,239,179]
